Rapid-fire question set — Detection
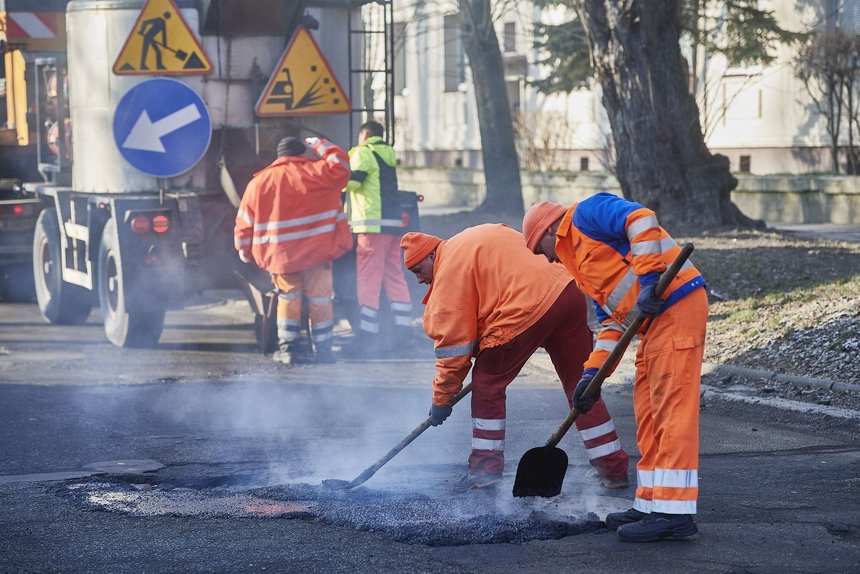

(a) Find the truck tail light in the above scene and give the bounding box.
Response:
[12,205,25,216]
[130,216,151,233]
[152,214,169,234]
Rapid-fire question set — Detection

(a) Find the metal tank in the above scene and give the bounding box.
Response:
[66,0,356,195]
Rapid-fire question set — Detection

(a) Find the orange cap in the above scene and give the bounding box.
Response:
[401,232,443,268]
[522,201,566,252]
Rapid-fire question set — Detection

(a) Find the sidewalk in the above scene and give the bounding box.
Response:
[767,222,860,243]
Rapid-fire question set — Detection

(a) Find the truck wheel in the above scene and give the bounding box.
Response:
[33,208,92,324]
[98,219,165,348]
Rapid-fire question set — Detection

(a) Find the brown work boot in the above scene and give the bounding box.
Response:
[585,469,630,489]
[452,473,503,494]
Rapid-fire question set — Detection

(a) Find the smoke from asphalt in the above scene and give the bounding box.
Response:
[48,300,623,544]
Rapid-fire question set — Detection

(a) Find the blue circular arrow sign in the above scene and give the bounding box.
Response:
[113,78,212,178]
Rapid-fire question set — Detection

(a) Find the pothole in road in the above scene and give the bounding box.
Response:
[57,474,607,545]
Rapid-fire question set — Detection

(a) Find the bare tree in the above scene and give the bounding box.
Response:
[573,0,755,228]
[513,111,577,171]
[458,0,524,215]
[796,31,851,173]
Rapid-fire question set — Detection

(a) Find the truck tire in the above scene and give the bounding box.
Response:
[98,218,165,348]
[33,208,92,324]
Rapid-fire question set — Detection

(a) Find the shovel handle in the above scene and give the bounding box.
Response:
[545,243,695,448]
[347,382,474,488]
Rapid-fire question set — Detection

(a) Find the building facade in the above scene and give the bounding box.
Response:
[379,0,860,176]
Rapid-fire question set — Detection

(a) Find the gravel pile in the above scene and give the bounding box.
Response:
[420,211,860,414]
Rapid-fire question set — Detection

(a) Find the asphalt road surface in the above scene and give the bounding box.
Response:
[1,297,858,573]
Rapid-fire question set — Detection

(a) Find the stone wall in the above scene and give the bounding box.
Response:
[397,168,860,224]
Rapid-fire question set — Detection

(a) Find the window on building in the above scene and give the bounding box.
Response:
[506,79,520,115]
[580,157,590,171]
[393,22,406,96]
[840,0,860,34]
[739,155,751,173]
[444,14,465,93]
[504,22,516,53]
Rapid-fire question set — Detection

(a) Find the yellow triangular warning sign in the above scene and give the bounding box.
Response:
[255,27,350,117]
[112,0,211,76]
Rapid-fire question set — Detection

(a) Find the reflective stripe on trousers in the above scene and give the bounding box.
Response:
[355,232,411,316]
[272,264,334,349]
[467,282,628,479]
[632,287,707,515]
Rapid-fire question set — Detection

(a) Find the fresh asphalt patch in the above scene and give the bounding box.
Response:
[55,473,605,546]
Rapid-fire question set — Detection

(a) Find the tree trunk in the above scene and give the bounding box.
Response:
[459,0,524,216]
[575,0,757,229]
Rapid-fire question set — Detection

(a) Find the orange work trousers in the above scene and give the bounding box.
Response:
[272,264,334,349]
[355,233,412,333]
[632,287,708,515]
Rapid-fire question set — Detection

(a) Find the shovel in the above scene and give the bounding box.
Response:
[323,382,473,490]
[512,243,695,498]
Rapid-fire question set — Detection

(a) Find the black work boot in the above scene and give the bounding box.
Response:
[314,340,336,364]
[605,508,648,530]
[617,512,698,542]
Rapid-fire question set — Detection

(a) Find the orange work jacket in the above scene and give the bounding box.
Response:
[423,224,573,406]
[555,197,705,373]
[234,139,352,275]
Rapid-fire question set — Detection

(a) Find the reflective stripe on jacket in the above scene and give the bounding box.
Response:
[423,224,573,406]
[234,139,352,275]
[344,136,402,234]
[554,193,706,373]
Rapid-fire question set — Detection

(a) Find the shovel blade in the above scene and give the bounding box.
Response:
[512,445,568,498]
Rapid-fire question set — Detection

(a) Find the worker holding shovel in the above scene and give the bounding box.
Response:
[400,225,629,493]
[523,194,708,542]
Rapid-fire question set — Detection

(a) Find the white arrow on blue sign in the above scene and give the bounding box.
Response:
[113,78,212,178]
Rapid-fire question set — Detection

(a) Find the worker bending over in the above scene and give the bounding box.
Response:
[401,225,629,492]
[235,136,352,365]
[523,194,707,542]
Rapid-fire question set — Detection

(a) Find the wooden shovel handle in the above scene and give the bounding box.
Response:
[545,243,695,448]
[347,382,474,488]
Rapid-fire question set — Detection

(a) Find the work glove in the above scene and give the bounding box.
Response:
[572,372,599,413]
[238,249,252,264]
[304,137,323,159]
[635,283,663,316]
[429,404,453,426]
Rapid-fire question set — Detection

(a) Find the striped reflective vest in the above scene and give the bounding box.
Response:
[344,136,405,234]
[554,193,706,373]
[234,139,352,275]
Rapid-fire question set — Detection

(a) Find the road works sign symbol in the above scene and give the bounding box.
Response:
[112,0,211,75]
[255,26,350,117]
[113,78,211,178]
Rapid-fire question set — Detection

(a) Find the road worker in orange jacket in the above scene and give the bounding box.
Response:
[235,136,352,365]
[523,194,708,542]
[401,225,629,492]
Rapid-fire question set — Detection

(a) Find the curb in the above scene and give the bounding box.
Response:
[702,362,860,394]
